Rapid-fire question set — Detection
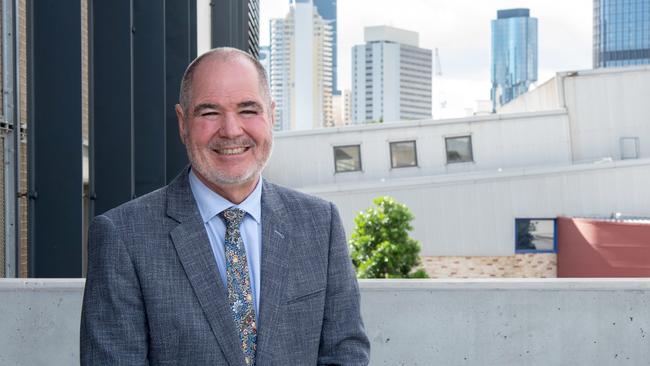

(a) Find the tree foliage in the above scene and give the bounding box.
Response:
[349,196,427,278]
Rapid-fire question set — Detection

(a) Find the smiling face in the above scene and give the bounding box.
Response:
[175,54,275,203]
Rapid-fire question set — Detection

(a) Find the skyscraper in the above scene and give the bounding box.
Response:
[314,0,339,95]
[270,0,334,130]
[258,45,271,81]
[593,0,650,68]
[351,26,432,124]
[490,8,538,111]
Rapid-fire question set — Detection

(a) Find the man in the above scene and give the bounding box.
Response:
[81,48,370,365]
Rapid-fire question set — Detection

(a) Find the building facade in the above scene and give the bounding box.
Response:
[351,26,432,124]
[314,0,339,95]
[258,45,270,82]
[593,0,650,68]
[264,66,650,278]
[490,8,538,111]
[270,0,334,131]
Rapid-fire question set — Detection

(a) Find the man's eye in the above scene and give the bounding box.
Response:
[201,111,219,116]
[241,110,258,115]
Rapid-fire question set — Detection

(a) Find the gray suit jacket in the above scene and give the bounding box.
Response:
[80,170,370,365]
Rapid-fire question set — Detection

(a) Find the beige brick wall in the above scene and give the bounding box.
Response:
[422,254,557,278]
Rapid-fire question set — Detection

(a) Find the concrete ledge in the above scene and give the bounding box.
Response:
[360,279,650,365]
[1,279,649,365]
[0,279,85,366]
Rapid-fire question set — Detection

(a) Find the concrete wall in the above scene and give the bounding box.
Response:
[2,279,650,365]
[0,279,84,366]
[363,279,650,365]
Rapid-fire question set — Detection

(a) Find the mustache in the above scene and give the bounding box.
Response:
[207,137,256,150]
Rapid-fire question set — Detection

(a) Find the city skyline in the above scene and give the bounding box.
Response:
[261,0,592,118]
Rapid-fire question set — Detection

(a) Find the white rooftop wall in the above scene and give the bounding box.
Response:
[364,25,419,46]
[265,110,571,188]
[302,159,650,255]
[562,67,650,162]
[497,76,560,113]
[498,66,650,162]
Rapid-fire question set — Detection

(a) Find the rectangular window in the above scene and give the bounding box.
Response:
[515,218,557,253]
[620,137,639,159]
[390,140,418,168]
[445,135,473,164]
[333,145,362,173]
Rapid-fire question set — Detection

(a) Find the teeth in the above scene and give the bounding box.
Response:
[217,147,247,155]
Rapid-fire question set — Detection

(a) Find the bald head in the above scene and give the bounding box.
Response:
[178,47,271,116]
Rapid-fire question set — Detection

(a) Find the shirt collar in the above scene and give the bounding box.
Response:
[188,169,262,225]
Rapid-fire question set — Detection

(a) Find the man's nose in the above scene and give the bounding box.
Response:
[219,112,244,138]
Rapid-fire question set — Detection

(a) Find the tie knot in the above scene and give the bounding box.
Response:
[220,207,246,228]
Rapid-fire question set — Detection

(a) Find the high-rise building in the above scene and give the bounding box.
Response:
[270,0,334,131]
[314,0,339,95]
[490,8,538,111]
[593,0,650,68]
[343,89,352,124]
[258,45,271,83]
[351,26,432,124]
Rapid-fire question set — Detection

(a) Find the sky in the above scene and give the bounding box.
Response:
[259,0,593,118]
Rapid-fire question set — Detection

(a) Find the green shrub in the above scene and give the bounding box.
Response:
[349,196,428,278]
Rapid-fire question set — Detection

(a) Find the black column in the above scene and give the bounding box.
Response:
[91,0,197,214]
[211,0,259,57]
[133,1,167,196]
[90,0,134,216]
[165,0,196,181]
[28,0,82,277]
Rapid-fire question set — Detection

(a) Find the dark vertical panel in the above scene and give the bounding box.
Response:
[211,0,247,51]
[90,0,133,215]
[28,0,82,277]
[165,0,196,181]
[133,0,166,196]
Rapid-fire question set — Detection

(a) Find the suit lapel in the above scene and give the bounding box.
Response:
[166,171,245,366]
[256,181,291,360]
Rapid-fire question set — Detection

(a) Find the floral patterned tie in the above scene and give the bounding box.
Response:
[220,208,257,365]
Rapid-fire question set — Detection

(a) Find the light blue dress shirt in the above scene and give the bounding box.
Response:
[188,170,262,317]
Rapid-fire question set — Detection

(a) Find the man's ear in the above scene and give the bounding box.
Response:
[175,104,187,144]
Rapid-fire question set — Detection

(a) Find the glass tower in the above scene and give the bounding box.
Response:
[490,8,538,111]
[593,0,650,68]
